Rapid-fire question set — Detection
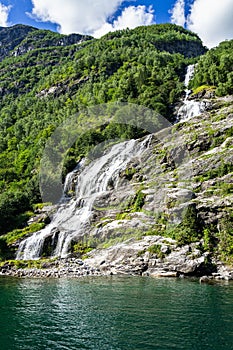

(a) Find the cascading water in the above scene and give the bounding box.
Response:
[176,65,206,121]
[16,136,151,260]
[16,67,204,261]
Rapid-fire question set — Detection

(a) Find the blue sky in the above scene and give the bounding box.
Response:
[0,0,232,48]
[1,1,182,30]
[0,1,178,31]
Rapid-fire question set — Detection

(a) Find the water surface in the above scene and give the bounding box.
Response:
[0,277,232,350]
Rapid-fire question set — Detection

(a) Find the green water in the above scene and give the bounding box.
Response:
[0,277,232,350]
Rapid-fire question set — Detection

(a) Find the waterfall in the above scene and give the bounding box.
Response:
[176,64,206,122]
[61,159,85,202]
[16,136,151,260]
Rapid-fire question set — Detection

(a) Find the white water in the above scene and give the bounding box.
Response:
[61,160,84,202]
[176,65,206,121]
[16,136,151,260]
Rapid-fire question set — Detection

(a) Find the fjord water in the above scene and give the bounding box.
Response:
[0,277,232,350]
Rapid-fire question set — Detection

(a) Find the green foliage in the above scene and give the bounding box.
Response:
[169,204,203,245]
[147,244,165,258]
[132,190,146,212]
[115,189,146,221]
[0,191,32,233]
[0,21,231,262]
[116,212,130,220]
[71,241,94,257]
[202,224,221,254]
[190,40,233,96]
[124,167,137,180]
[0,221,46,260]
[0,258,57,269]
[0,239,12,261]
[192,85,215,95]
[217,213,233,261]
[195,162,233,183]
[2,222,45,246]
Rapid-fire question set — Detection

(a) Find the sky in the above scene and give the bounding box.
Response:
[0,0,232,48]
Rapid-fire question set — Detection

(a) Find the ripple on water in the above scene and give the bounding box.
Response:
[0,277,233,350]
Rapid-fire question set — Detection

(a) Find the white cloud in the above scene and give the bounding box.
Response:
[187,0,233,48]
[0,3,11,27]
[30,0,122,35]
[94,5,154,38]
[170,0,185,27]
[30,1,154,37]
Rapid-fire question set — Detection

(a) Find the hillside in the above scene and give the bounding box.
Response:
[0,24,92,61]
[0,23,232,270]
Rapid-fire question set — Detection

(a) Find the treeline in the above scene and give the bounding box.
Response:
[190,40,233,96]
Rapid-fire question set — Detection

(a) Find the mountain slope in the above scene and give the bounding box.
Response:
[0,24,92,61]
[0,23,232,265]
[0,23,206,236]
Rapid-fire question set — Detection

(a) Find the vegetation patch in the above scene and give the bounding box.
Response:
[1,222,45,246]
[192,85,215,96]
[0,258,57,270]
[71,241,94,257]
[148,244,165,259]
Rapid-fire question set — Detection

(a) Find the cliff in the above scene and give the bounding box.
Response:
[0,24,92,61]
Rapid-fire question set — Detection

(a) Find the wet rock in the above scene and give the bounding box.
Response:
[199,276,212,283]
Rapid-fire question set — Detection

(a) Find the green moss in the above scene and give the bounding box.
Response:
[147,244,165,258]
[114,188,146,221]
[195,162,233,183]
[144,224,165,236]
[0,258,57,269]
[115,212,131,220]
[192,85,215,96]
[100,229,144,249]
[32,202,52,211]
[132,189,146,212]
[70,241,95,257]
[2,222,45,246]
[137,249,146,257]
[124,167,137,180]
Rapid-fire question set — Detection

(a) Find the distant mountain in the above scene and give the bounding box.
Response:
[0,24,92,61]
[0,25,36,61]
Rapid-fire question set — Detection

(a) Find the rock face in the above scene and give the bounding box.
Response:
[0,24,92,61]
[85,236,214,277]
[0,25,36,61]
[13,94,233,278]
[1,236,232,280]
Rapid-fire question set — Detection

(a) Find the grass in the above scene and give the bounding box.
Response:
[192,85,215,96]
[1,222,46,246]
[0,258,57,270]
[147,244,165,259]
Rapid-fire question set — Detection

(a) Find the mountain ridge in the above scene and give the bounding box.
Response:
[0,24,93,61]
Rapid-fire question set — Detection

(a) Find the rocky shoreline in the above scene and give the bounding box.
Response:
[1,236,232,283]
